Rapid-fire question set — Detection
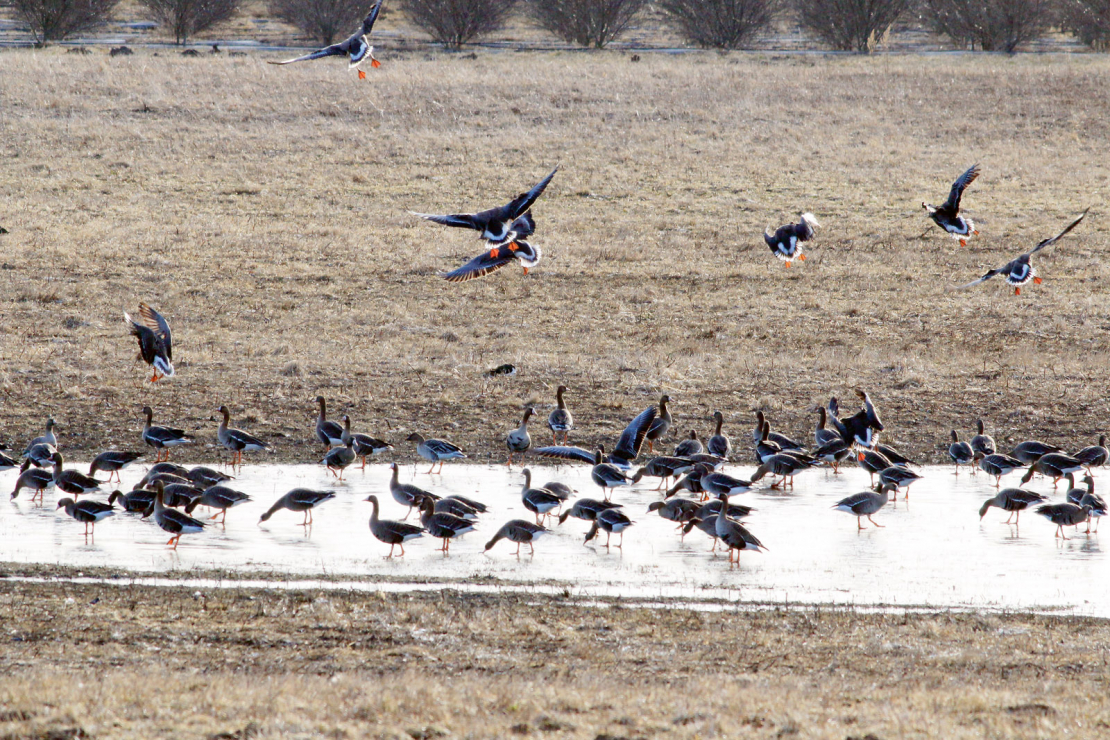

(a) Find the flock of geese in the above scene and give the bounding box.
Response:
[3,387,1107,560]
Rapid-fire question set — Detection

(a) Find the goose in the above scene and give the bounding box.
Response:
[159,483,206,508]
[22,418,57,455]
[558,498,622,525]
[948,431,974,473]
[414,166,557,255]
[485,520,548,556]
[322,437,356,479]
[1010,440,1063,464]
[136,471,191,490]
[673,430,703,457]
[978,453,1024,487]
[23,442,58,468]
[764,212,819,267]
[631,456,694,490]
[682,516,723,550]
[57,497,115,537]
[878,466,922,497]
[407,432,466,474]
[52,453,102,497]
[429,497,479,520]
[958,210,1087,295]
[443,493,488,513]
[978,488,1046,524]
[694,499,754,522]
[591,447,633,500]
[873,443,916,467]
[419,497,475,552]
[755,422,785,463]
[834,483,894,530]
[186,466,233,487]
[148,461,190,478]
[547,386,573,445]
[541,481,575,502]
[11,460,55,502]
[753,411,803,451]
[536,405,656,469]
[706,411,731,459]
[713,493,766,561]
[185,485,251,523]
[443,240,542,282]
[645,394,671,453]
[340,414,393,468]
[647,497,702,530]
[0,449,17,470]
[1065,475,1106,533]
[814,406,840,447]
[922,163,980,246]
[856,449,893,485]
[388,462,438,519]
[1036,502,1092,540]
[1075,436,1109,470]
[125,303,174,381]
[584,507,633,548]
[666,469,706,500]
[108,488,157,513]
[315,396,345,449]
[267,0,384,79]
[259,488,336,526]
[144,482,206,549]
[1021,453,1084,488]
[698,465,754,497]
[364,494,424,557]
[521,468,561,523]
[751,454,814,489]
[812,438,851,473]
[834,390,884,449]
[970,419,995,460]
[89,451,143,484]
[505,408,534,466]
[217,406,271,466]
[141,406,192,462]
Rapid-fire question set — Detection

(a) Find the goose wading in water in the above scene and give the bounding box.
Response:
[322,436,356,480]
[51,452,102,498]
[520,468,562,524]
[88,451,143,484]
[970,419,996,461]
[185,485,252,523]
[387,462,438,519]
[978,453,1024,487]
[57,497,115,537]
[706,411,731,459]
[590,447,634,500]
[713,493,766,562]
[1036,502,1092,540]
[125,303,174,382]
[764,212,819,267]
[259,488,336,527]
[419,496,475,552]
[144,482,206,549]
[1021,452,1084,488]
[11,460,54,502]
[979,488,1047,525]
[834,483,895,530]
[341,414,393,468]
[505,408,534,466]
[217,405,271,466]
[584,507,634,549]
[558,498,622,526]
[547,386,573,445]
[364,494,424,557]
[1066,474,1106,533]
[1075,436,1109,470]
[407,432,466,474]
[922,163,980,246]
[948,431,974,473]
[141,406,192,462]
[267,0,384,79]
[957,209,1087,295]
[485,519,548,556]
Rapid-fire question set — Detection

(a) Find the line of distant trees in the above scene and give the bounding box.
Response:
[6,0,1108,53]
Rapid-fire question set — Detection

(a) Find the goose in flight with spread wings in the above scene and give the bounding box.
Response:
[923,164,980,246]
[764,212,819,268]
[268,0,384,79]
[125,303,173,382]
[443,240,542,282]
[958,210,1088,296]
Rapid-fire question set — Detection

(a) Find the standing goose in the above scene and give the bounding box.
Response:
[443,240,543,282]
[558,498,622,525]
[814,406,840,447]
[948,431,974,473]
[22,418,57,455]
[706,411,731,459]
[259,488,336,526]
[125,303,174,381]
[694,499,754,522]
[341,414,393,469]
[1075,436,1109,470]
[322,436,356,480]
[751,454,814,489]
[666,469,706,500]
[0,449,17,470]
[57,497,115,537]
[315,396,345,449]
[979,488,1047,524]
[584,507,634,549]
[187,465,233,488]
[812,437,851,473]
[388,462,438,519]
[541,481,575,502]
[873,443,917,467]
[505,408,534,466]
[485,520,548,556]
[878,466,923,497]
[978,453,1024,487]
[922,164,980,246]
[23,442,58,469]
[645,394,672,453]
[958,210,1088,295]
[52,453,102,498]
[856,449,893,486]
[547,386,573,445]
[89,451,143,484]
[1036,502,1092,540]
[764,212,819,267]
[631,456,694,490]
[141,406,192,462]
[1020,453,1084,488]
[754,411,804,451]
[413,166,558,258]
[1010,440,1063,464]
[647,497,702,530]
[834,483,894,530]
[407,432,466,474]
[108,488,157,513]
[11,460,55,502]
[713,493,766,561]
[591,447,633,501]
[144,482,206,549]
[521,468,561,524]
[673,430,703,457]
[419,497,475,552]
[267,0,384,79]
[970,419,995,461]
[1066,475,1106,533]
[217,406,271,466]
[364,494,424,557]
[698,464,754,498]
[185,485,251,523]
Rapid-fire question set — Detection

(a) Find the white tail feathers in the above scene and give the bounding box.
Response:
[800,213,820,228]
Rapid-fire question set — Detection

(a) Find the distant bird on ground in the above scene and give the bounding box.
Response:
[217,405,270,466]
[764,212,819,267]
[547,386,573,445]
[957,209,1087,295]
[89,451,143,484]
[259,488,336,526]
[443,239,542,282]
[364,494,424,557]
[485,519,548,556]
[922,164,980,246]
[125,303,174,381]
[142,406,192,462]
[407,432,466,474]
[267,0,384,79]
[505,408,534,466]
[979,488,1046,525]
[413,165,557,263]
[57,497,115,537]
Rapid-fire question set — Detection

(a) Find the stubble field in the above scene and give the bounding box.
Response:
[0,49,1108,464]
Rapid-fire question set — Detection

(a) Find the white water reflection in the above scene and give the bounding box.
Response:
[1,461,1105,615]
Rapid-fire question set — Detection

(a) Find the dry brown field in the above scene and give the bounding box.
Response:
[1,49,1109,465]
[1,574,1108,738]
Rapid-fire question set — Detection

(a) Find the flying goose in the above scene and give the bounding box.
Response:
[259,488,336,526]
[978,487,1046,524]
[485,519,548,556]
[217,405,270,466]
[922,164,980,246]
[443,240,542,282]
[764,212,819,267]
[57,497,115,537]
[958,210,1087,295]
[125,303,174,381]
[407,432,466,474]
[505,408,534,466]
[267,0,384,79]
[89,451,143,484]
[141,406,192,462]
[547,386,573,445]
[364,494,424,557]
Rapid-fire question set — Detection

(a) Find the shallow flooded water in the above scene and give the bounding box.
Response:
[2,460,1106,615]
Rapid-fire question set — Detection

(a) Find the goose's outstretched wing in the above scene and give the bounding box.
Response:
[268,45,345,64]
[138,303,172,360]
[443,246,516,283]
[1029,209,1089,256]
[942,164,980,211]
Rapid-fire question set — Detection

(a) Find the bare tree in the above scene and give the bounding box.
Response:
[922,0,1054,52]
[138,0,241,44]
[1060,0,1110,51]
[660,0,781,49]
[794,0,911,51]
[528,0,648,48]
[402,0,517,48]
[11,0,118,43]
[268,0,368,45]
